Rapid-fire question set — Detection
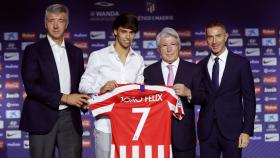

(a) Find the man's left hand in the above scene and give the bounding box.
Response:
[238,133,250,148]
[173,84,191,97]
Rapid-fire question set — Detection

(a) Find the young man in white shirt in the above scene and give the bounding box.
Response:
[79,13,144,158]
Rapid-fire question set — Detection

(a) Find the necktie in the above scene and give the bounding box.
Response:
[212,57,219,90]
[167,64,174,86]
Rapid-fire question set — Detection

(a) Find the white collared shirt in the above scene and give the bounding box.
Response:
[207,48,228,86]
[161,58,179,85]
[79,44,144,133]
[47,35,70,110]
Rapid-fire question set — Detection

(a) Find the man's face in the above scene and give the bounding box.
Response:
[45,12,68,43]
[206,26,228,56]
[158,36,179,64]
[114,27,136,49]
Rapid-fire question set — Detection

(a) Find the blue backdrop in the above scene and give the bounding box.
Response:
[0,0,279,157]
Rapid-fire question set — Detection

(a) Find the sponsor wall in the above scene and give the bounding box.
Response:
[0,1,279,158]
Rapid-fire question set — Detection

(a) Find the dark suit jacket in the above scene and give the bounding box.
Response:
[19,38,85,136]
[144,59,207,151]
[198,52,256,141]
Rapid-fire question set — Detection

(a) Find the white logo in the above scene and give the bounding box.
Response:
[90,31,106,39]
[254,124,262,132]
[0,120,3,129]
[245,28,259,37]
[265,133,279,142]
[262,58,277,66]
[4,32,18,41]
[6,130,21,139]
[143,40,157,49]
[245,48,260,56]
[228,38,243,47]
[262,38,276,46]
[256,104,262,113]
[264,114,278,122]
[4,52,19,61]
[6,110,21,119]
[23,140,29,149]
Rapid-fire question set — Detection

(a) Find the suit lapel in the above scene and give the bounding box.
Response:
[203,56,216,91]
[156,60,165,85]
[41,38,60,86]
[217,52,232,92]
[174,59,183,84]
[65,43,74,90]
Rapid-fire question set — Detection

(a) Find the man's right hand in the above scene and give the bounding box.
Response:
[100,80,118,93]
[61,93,90,108]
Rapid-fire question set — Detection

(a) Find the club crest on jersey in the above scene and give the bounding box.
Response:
[120,94,163,103]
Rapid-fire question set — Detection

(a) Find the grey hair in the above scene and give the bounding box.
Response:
[156,27,181,49]
[45,4,69,22]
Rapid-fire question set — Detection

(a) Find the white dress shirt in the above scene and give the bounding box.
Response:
[47,35,71,110]
[79,44,145,133]
[161,58,179,85]
[207,48,228,86]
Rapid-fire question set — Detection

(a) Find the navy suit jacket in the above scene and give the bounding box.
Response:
[19,38,85,135]
[144,59,207,151]
[198,52,256,141]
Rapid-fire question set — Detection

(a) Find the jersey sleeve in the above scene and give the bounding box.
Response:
[88,94,115,117]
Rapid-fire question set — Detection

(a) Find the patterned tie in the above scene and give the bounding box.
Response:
[167,64,174,86]
[212,57,219,90]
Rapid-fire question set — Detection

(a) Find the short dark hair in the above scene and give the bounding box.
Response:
[205,20,226,32]
[112,13,138,33]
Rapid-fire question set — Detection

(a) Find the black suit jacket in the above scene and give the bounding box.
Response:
[198,52,256,141]
[19,38,85,135]
[144,59,207,151]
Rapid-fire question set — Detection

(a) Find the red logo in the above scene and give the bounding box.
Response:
[21,32,36,40]
[64,32,71,39]
[179,50,192,58]
[264,104,278,112]
[262,28,276,36]
[255,86,261,94]
[74,41,88,49]
[82,139,91,148]
[22,92,27,99]
[263,76,277,84]
[177,29,192,38]
[142,31,157,39]
[0,141,4,149]
[5,81,20,90]
[82,119,91,128]
[194,39,208,47]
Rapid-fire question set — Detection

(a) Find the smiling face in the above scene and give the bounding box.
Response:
[114,26,136,49]
[206,26,228,56]
[158,36,179,64]
[45,12,68,44]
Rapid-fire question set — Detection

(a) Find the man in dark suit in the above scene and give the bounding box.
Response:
[19,4,89,158]
[144,27,207,158]
[198,21,256,158]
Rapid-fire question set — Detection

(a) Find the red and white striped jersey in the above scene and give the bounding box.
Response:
[89,84,184,158]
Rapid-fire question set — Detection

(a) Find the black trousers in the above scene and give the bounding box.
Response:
[200,121,242,158]
[172,147,196,158]
[29,109,82,158]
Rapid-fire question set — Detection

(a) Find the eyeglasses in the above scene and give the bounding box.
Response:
[160,43,178,50]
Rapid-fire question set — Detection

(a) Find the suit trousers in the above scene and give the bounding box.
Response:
[29,108,82,158]
[94,128,111,158]
[200,121,242,158]
[172,147,196,158]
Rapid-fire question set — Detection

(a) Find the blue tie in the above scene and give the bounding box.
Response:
[212,57,219,90]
